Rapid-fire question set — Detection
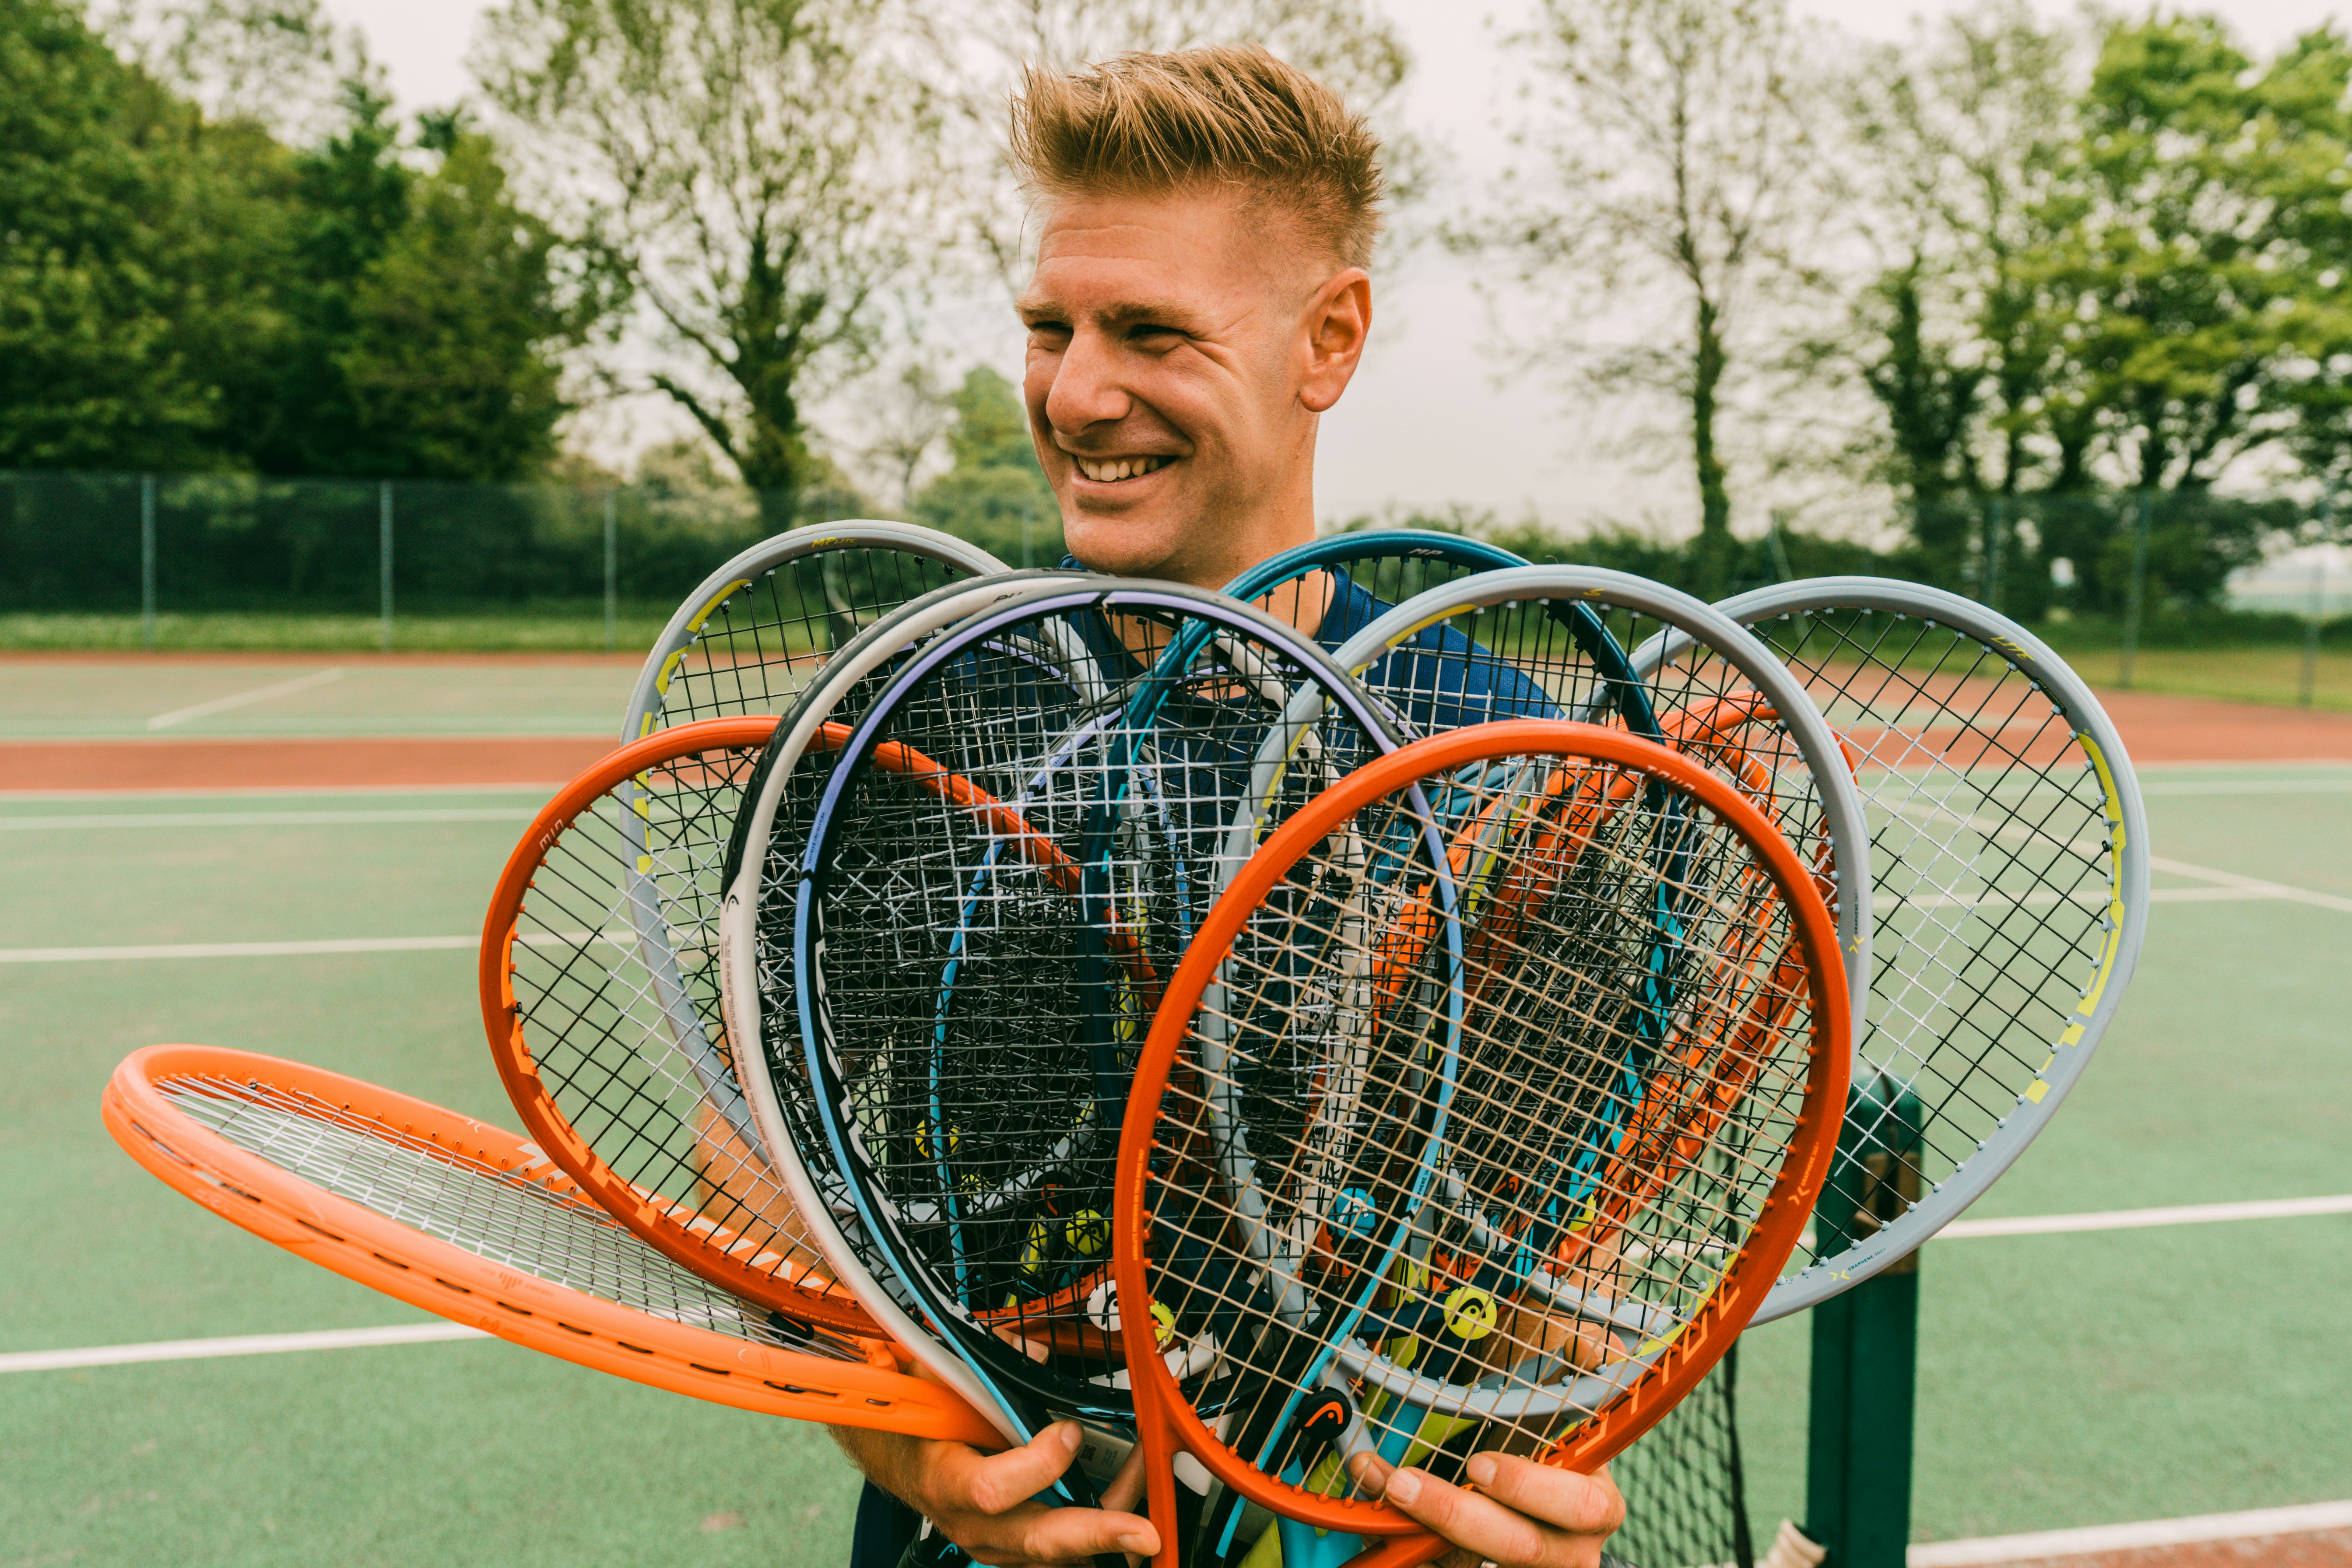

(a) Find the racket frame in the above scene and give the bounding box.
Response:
[1112,720,1853,1564]
[783,582,1416,1435]
[101,1043,1003,1442]
[480,716,885,1333]
[1327,565,1874,1028]
[720,571,1116,1443]
[1635,577,2150,1321]
[621,521,1007,743]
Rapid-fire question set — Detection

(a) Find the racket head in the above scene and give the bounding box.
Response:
[720,571,1113,1438]
[1113,720,1850,1554]
[1332,565,1873,1028]
[1682,579,2150,1321]
[481,716,881,1333]
[622,521,1007,741]
[1218,530,1531,640]
[778,581,1412,1432]
[100,1044,999,1442]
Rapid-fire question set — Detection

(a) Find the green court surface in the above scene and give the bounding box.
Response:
[1,763,2346,1564]
[0,657,639,739]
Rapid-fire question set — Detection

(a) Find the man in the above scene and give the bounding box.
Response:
[832,46,1627,1568]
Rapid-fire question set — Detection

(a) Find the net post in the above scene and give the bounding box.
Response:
[604,488,618,653]
[2119,490,2152,689]
[379,480,394,652]
[140,475,156,651]
[1803,1070,1922,1568]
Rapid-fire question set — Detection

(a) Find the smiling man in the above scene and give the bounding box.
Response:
[825,46,1627,1568]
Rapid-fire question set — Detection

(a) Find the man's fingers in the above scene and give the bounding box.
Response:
[1098,1442,1151,1516]
[1376,1467,1555,1568]
[958,1422,1085,1515]
[1006,1498,1161,1566]
[1462,1455,1624,1540]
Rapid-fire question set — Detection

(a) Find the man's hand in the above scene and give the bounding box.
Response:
[832,1422,1161,1568]
[1348,1451,1625,1568]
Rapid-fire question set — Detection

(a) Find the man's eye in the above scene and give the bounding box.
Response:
[1025,322,1071,345]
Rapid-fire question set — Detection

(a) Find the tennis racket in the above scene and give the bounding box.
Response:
[484,573,1077,1335]
[1217,530,1532,645]
[620,521,1007,742]
[741,583,1414,1493]
[100,1044,1000,1442]
[1634,579,2149,1320]
[1114,722,1851,1568]
[1323,565,1873,1029]
[1191,574,1845,1568]
[481,716,883,1332]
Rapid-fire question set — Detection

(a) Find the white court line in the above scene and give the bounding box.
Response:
[0,807,535,831]
[144,668,346,730]
[0,1322,487,1375]
[2142,777,2352,795]
[1938,1193,2352,1239]
[0,934,475,963]
[23,1199,2348,1379]
[2148,854,2352,913]
[0,929,618,963]
[1892,885,2296,912]
[1906,1499,2352,1565]
[0,782,564,802]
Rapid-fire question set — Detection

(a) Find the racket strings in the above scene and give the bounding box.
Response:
[1748,609,2121,1245]
[157,1072,861,1359]
[653,551,974,726]
[1346,600,1842,933]
[506,742,861,1312]
[1141,759,1822,1489]
[780,628,1144,1398]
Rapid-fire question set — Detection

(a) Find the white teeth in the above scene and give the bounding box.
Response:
[1077,455,1167,483]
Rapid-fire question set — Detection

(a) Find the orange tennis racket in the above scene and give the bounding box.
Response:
[1113,721,1849,1568]
[480,716,881,1333]
[100,1045,999,1442]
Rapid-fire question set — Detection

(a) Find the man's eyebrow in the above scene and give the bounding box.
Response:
[1016,294,1203,332]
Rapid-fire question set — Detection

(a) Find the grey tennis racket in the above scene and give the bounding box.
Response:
[620,520,1007,741]
[1639,578,2149,1320]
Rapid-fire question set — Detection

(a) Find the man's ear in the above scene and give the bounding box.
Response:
[1299,267,1373,414]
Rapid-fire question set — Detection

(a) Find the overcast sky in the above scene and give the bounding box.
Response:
[320,0,2347,532]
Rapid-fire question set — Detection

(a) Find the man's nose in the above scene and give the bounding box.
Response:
[1044,326,1133,435]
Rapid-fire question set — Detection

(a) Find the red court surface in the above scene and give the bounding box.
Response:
[0,735,616,790]
[2,683,2346,793]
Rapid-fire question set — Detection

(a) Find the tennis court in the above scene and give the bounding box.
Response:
[1,658,2346,1565]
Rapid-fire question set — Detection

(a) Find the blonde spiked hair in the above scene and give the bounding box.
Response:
[1008,45,1385,271]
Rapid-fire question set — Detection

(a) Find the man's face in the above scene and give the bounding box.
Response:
[1017,187,1365,588]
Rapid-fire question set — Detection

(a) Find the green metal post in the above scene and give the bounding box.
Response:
[1805,1071,1924,1568]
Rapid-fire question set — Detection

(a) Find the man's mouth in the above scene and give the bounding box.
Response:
[1071,454,1173,484]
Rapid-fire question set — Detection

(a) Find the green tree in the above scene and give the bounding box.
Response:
[477,0,936,529]
[0,0,248,468]
[2036,18,2348,493]
[333,116,612,480]
[0,0,597,481]
[913,367,1059,565]
[1460,0,1828,599]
